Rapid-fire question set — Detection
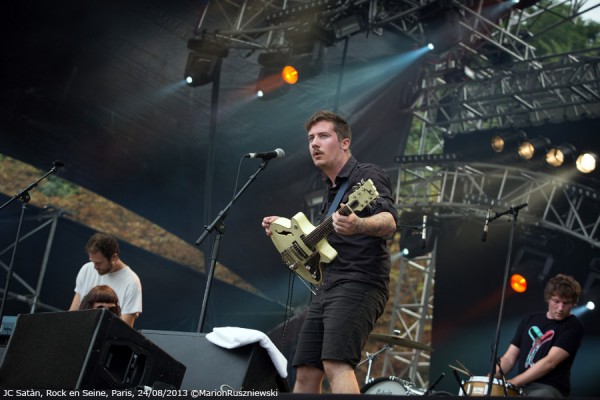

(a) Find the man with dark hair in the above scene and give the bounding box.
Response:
[69,233,142,327]
[494,273,584,397]
[262,110,398,393]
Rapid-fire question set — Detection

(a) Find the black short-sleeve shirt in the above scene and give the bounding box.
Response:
[318,157,399,293]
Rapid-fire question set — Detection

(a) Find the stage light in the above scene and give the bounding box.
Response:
[518,137,550,160]
[491,130,527,153]
[427,43,435,50]
[255,66,291,100]
[331,14,365,40]
[282,65,298,85]
[419,2,465,54]
[288,36,325,82]
[576,152,598,173]
[510,274,527,293]
[255,52,292,100]
[491,135,505,152]
[586,301,595,311]
[545,144,576,167]
[184,38,229,87]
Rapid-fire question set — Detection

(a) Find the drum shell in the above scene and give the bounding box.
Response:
[361,377,424,395]
[460,376,521,396]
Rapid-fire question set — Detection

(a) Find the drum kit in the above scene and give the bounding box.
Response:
[358,332,437,396]
[359,333,522,396]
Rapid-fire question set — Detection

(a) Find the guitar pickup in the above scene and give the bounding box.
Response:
[291,241,309,259]
[299,234,316,252]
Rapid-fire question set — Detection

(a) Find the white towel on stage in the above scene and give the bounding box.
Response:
[205,326,288,378]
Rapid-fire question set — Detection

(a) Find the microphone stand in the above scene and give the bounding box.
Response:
[194,159,271,333]
[0,162,62,327]
[485,203,527,396]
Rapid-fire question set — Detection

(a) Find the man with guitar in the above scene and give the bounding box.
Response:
[262,110,398,394]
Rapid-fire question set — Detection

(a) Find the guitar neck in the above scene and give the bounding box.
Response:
[304,205,352,248]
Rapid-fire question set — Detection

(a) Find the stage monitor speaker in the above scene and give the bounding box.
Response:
[0,309,186,389]
[141,330,289,392]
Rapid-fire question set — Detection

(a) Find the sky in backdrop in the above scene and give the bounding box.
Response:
[583,0,600,21]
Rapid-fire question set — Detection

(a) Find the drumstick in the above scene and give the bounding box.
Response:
[448,364,471,377]
[456,359,474,376]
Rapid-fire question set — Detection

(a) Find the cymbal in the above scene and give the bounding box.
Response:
[369,333,433,352]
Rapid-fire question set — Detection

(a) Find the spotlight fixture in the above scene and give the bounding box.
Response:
[491,135,504,152]
[518,137,550,160]
[419,3,465,54]
[545,143,576,167]
[510,273,527,293]
[576,152,598,174]
[491,130,527,153]
[287,33,325,82]
[184,38,229,87]
[255,52,292,100]
[282,65,299,85]
[331,13,365,40]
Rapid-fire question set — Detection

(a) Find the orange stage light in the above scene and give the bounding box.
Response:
[510,274,527,293]
[281,66,298,85]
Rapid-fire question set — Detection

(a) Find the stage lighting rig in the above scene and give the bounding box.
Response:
[255,51,293,100]
[184,37,229,87]
[418,0,465,54]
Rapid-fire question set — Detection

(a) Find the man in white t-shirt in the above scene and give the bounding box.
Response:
[69,233,142,327]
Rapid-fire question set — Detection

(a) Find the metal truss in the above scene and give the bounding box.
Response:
[194,0,427,50]
[0,207,66,314]
[411,0,600,142]
[413,51,600,137]
[195,1,600,133]
[386,162,600,247]
[380,248,436,389]
[193,0,544,52]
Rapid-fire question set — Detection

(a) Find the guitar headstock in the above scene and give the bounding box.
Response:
[347,179,379,212]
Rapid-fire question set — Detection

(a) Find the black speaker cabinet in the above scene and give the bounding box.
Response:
[0,309,186,389]
[140,330,289,392]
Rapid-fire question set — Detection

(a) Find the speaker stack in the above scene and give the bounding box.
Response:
[0,309,185,389]
[140,330,289,392]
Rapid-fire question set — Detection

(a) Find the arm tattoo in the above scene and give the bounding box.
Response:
[359,212,394,237]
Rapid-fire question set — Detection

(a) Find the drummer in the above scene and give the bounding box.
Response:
[492,274,584,397]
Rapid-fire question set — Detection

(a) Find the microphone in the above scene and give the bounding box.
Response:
[481,208,491,242]
[53,160,65,168]
[421,215,427,249]
[244,148,285,160]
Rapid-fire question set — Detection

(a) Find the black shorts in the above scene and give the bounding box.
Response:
[292,281,388,370]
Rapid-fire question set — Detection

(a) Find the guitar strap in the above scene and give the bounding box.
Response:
[326,179,350,217]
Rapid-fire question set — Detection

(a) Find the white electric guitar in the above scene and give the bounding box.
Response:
[269,179,379,285]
